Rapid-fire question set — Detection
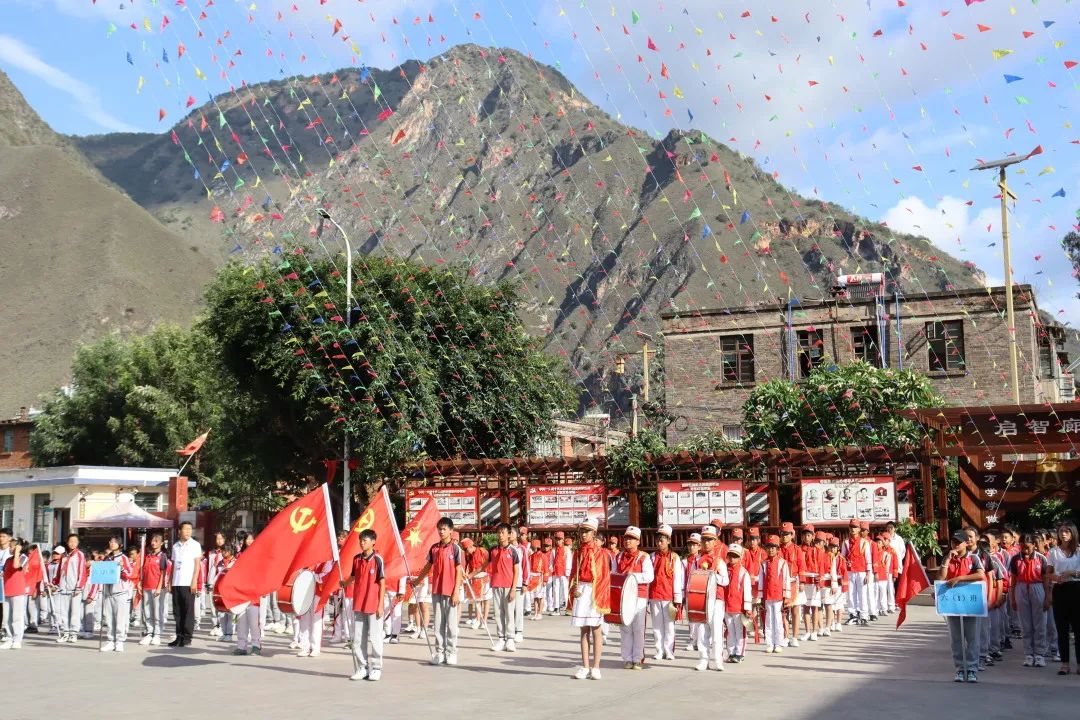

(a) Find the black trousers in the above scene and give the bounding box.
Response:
[172,587,196,642]
[1052,582,1080,663]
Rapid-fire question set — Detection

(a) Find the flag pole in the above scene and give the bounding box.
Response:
[324,483,360,675]
[176,428,211,477]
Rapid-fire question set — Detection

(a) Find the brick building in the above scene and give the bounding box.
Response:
[661,283,1073,443]
[0,407,35,470]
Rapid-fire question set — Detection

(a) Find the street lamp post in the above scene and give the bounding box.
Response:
[317,208,354,529]
[972,154,1030,405]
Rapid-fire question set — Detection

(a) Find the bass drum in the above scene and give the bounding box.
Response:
[277,568,317,615]
[685,570,718,624]
[603,573,639,627]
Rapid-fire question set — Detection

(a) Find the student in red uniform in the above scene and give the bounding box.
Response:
[615,526,653,670]
[725,545,753,663]
[759,534,791,653]
[214,546,236,642]
[553,533,572,615]
[798,526,822,641]
[515,526,531,642]
[684,532,704,652]
[0,537,29,649]
[842,520,873,625]
[529,538,548,620]
[412,517,464,666]
[139,532,171,646]
[462,538,490,630]
[541,537,556,615]
[778,522,803,646]
[939,531,986,682]
[349,529,386,681]
[1009,533,1051,668]
[695,525,730,671]
[484,523,520,652]
[870,533,887,620]
[569,518,610,680]
[648,524,684,661]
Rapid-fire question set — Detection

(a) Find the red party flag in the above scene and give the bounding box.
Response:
[895,542,931,628]
[215,485,338,612]
[317,486,403,608]
[176,430,210,456]
[391,498,440,585]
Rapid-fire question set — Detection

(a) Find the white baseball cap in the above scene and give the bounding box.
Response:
[701,525,718,539]
[657,524,673,538]
[579,518,599,532]
[623,525,642,540]
[53,545,65,554]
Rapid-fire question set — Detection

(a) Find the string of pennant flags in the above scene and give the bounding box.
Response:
[67,1,1080,497]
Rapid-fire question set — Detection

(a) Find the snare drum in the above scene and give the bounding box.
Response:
[277,568,317,615]
[468,572,490,601]
[526,573,542,593]
[212,587,230,613]
[603,573,639,626]
[686,570,718,624]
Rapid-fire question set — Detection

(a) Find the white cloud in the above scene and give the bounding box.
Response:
[0,34,139,133]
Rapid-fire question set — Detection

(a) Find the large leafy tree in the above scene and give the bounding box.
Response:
[1063,230,1080,295]
[200,252,576,485]
[741,361,942,450]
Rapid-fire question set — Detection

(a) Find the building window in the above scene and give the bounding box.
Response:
[722,425,744,441]
[0,495,12,529]
[718,334,755,384]
[926,320,965,371]
[32,493,52,544]
[797,329,825,378]
[851,326,882,367]
[134,492,160,512]
[2,429,12,453]
[1039,338,1055,378]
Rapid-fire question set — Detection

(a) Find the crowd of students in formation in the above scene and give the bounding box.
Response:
[939,522,1080,682]
[2,518,1078,686]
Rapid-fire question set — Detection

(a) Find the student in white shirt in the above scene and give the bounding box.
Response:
[1047,521,1080,675]
[169,521,202,647]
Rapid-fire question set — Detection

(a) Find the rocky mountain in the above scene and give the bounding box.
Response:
[69,45,982,412]
[0,69,215,412]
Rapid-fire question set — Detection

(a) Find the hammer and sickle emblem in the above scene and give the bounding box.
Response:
[290,507,318,534]
[352,508,375,534]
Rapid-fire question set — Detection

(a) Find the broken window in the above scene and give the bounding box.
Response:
[851,325,882,367]
[797,329,825,378]
[926,320,965,372]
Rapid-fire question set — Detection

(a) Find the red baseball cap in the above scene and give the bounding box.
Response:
[530,539,541,549]
[848,519,861,529]
[461,538,474,549]
[730,528,744,539]
[814,531,827,541]
[802,524,815,533]
[554,531,565,539]
[748,527,761,537]
[764,534,781,547]
[780,522,795,533]
[860,521,871,531]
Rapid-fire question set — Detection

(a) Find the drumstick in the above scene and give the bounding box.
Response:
[462,579,496,651]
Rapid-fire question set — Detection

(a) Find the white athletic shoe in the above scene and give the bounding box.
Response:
[470,619,480,630]
[664,652,677,660]
[418,629,428,640]
[493,639,506,652]
[685,641,695,651]
[588,668,602,680]
[695,659,708,671]
[139,635,153,646]
[809,632,818,641]
[789,638,799,647]
[56,634,68,643]
[714,660,724,672]
[100,642,115,652]
[309,650,321,658]
[514,632,523,643]
[573,666,590,680]
[445,654,458,666]
[430,653,444,666]
[820,630,831,637]
[505,639,517,653]
[114,643,124,653]
[289,640,301,649]
[297,649,311,657]
[800,633,811,642]
[350,669,368,681]
[368,670,381,681]
[653,651,664,661]
[150,636,161,646]
[1034,656,1046,668]
[11,642,21,649]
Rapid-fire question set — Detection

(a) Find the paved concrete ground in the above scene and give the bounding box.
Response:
[6,603,1078,720]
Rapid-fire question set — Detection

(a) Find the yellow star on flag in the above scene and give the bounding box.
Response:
[406,527,423,548]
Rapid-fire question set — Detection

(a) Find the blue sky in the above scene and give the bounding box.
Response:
[1,0,1078,326]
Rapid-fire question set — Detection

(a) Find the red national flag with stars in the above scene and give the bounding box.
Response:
[895,542,931,628]
[215,485,338,612]
[176,430,210,456]
[390,498,440,585]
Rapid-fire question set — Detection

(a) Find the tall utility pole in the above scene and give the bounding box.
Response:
[317,208,354,528]
[972,153,1031,405]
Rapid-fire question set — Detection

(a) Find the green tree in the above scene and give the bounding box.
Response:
[30,326,217,469]
[200,253,576,491]
[1062,230,1080,295]
[741,361,942,450]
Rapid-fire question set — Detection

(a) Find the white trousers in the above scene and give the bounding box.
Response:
[102,590,130,644]
[383,593,402,636]
[553,576,569,610]
[648,600,676,657]
[142,590,168,638]
[353,612,384,671]
[725,612,747,656]
[848,572,869,618]
[2,594,27,643]
[700,600,727,664]
[764,600,784,648]
[619,598,648,662]
[513,586,525,635]
[875,580,890,615]
[886,578,897,611]
[55,592,83,635]
[298,608,323,653]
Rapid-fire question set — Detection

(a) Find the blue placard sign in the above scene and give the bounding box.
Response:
[934,580,988,617]
[89,561,121,585]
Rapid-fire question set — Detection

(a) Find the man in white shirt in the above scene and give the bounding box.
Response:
[169,521,202,647]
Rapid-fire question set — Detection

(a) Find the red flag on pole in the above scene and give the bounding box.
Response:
[215,485,338,612]
[176,431,210,456]
[317,486,403,608]
[389,498,440,585]
[895,542,931,628]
